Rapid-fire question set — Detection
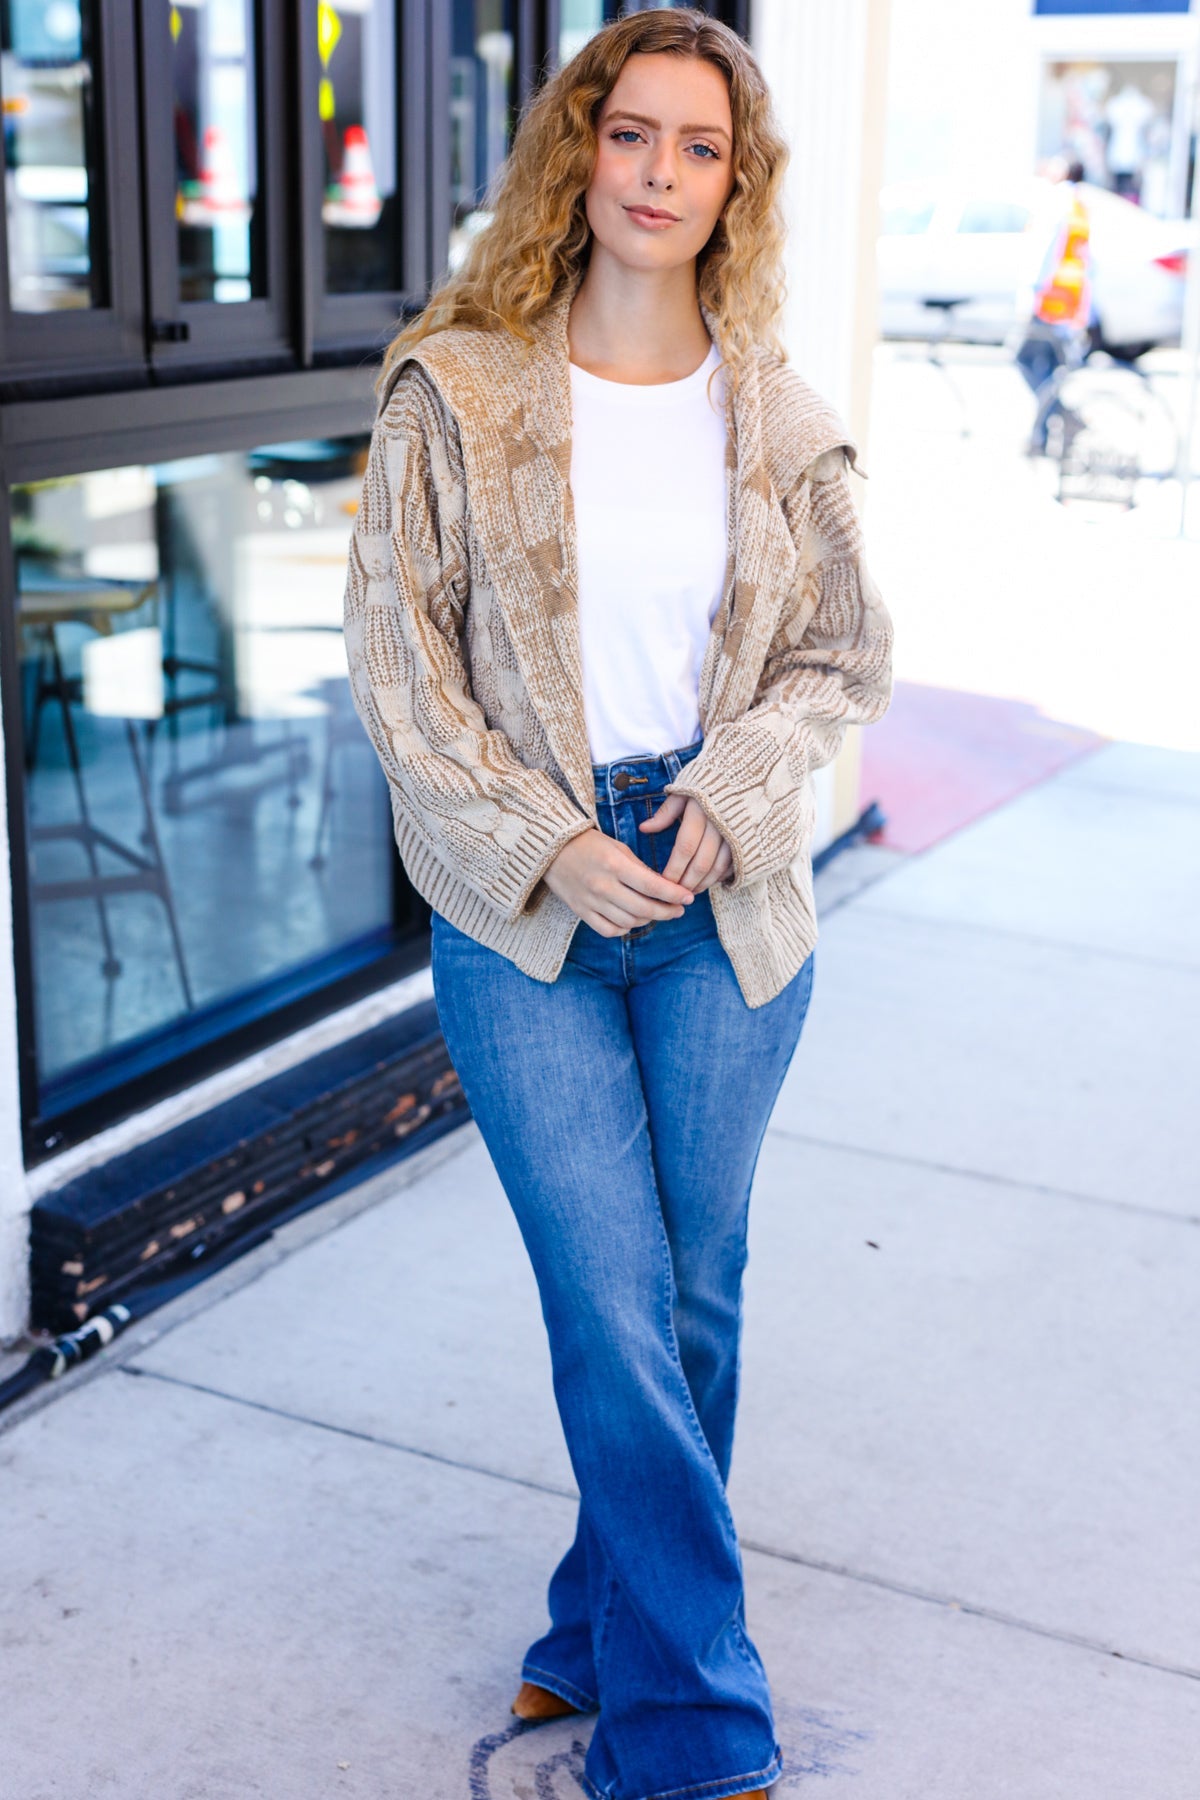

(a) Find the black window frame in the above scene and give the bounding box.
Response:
[0,366,432,1164]
[0,0,438,397]
[301,0,433,364]
[0,0,147,394]
[136,0,295,380]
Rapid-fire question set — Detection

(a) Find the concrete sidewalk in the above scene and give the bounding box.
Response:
[2,739,1197,1800]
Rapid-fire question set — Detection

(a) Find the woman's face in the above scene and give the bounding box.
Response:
[586,52,736,274]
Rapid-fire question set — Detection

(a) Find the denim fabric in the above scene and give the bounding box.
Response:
[1015,328,1070,452]
[429,740,816,1800]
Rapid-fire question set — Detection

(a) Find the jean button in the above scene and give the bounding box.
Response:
[612,771,631,791]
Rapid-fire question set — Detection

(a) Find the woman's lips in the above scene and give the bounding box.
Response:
[624,205,681,230]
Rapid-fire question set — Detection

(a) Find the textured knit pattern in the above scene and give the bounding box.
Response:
[342,276,894,1008]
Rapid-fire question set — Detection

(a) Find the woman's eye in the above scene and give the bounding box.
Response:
[690,143,720,160]
[612,129,643,144]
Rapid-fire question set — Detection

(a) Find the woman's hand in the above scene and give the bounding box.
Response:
[639,794,735,892]
[543,829,695,937]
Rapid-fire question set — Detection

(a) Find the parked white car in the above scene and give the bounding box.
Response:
[877,178,1193,358]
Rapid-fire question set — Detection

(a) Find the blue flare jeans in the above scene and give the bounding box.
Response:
[429,739,816,1800]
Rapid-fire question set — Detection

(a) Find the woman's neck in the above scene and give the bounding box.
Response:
[567,250,712,385]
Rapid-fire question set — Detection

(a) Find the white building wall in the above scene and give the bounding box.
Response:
[885,0,1040,190]
[885,0,1198,208]
[752,0,893,849]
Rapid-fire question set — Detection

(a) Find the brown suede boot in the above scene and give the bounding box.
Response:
[510,1680,582,1722]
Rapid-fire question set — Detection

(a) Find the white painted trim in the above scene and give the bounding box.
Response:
[23,962,436,1203]
[0,683,28,1344]
[1032,16,1198,60]
[754,0,890,840]
[0,913,434,1345]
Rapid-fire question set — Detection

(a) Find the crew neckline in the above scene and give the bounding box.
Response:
[569,340,721,400]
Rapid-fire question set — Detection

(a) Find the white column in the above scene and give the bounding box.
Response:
[0,680,29,1346]
[752,0,892,845]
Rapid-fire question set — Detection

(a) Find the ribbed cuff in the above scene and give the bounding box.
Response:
[508,809,598,921]
[476,782,596,923]
[665,738,808,892]
[390,771,594,924]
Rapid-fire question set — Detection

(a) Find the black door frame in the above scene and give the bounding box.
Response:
[0,362,434,1164]
[0,1,147,395]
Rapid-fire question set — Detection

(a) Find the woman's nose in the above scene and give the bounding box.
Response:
[644,145,678,191]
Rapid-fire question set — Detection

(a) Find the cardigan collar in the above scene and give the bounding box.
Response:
[385,278,851,816]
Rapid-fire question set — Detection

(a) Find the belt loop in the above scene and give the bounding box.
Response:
[665,748,681,780]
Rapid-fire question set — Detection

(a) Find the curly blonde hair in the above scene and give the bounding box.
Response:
[375,7,789,403]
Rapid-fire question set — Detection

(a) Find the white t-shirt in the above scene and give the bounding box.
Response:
[568,340,729,765]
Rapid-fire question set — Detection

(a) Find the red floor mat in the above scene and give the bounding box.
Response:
[859,680,1108,854]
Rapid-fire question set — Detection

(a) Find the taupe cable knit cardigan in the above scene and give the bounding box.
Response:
[342,279,894,1008]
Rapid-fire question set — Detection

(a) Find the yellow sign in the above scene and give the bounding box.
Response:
[317,4,341,69]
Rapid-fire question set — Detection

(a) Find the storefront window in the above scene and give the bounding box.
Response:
[318,0,401,294]
[0,0,104,313]
[448,0,514,272]
[170,0,263,303]
[12,435,394,1113]
[558,0,606,66]
[1037,57,1182,217]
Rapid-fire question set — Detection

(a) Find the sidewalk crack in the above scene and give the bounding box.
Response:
[122,1369,1199,1687]
[740,1536,1200,1687]
[120,1364,578,1502]
[767,1126,1200,1229]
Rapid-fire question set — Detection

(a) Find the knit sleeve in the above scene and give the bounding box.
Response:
[664,445,894,889]
[342,364,595,921]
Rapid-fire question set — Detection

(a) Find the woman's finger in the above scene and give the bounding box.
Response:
[612,850,694,907]
[594,899,646,932]
[694,843,734,892]
[662,805,708,884]
[677,820,723,889]
[638,794,686,833]
[694,846,734,896]
[587,914,627,938]
[611,881,688,923]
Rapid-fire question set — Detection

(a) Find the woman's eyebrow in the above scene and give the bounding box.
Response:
[605,110,731,143]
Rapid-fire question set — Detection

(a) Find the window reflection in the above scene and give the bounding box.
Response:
[13,438,393,1104]
[1,0,102,312]
[318,0,400,294]
[448,1,514,273]
[171,0,262,303]
[558,0,606,67]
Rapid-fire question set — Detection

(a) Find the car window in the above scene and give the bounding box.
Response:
[957,199,1032,235]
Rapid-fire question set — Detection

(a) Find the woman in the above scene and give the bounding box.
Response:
[343,12,893,1799]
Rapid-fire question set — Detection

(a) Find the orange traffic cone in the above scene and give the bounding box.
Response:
[336,123,382,227]
[199,123,245,213]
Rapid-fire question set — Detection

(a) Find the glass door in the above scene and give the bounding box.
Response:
[139,0,292,375]
[0,0,146,389]
[304,0,430,360]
